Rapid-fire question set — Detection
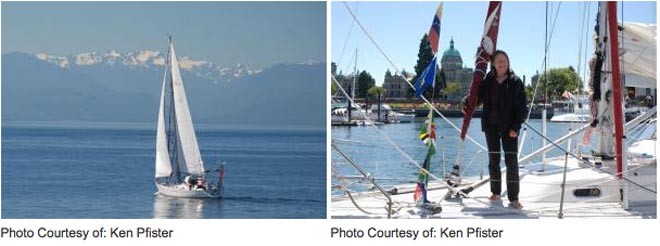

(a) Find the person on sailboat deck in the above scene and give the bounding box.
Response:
[185,176,196,189]
[196,178,206,190]
[646,95,654,108]
[462,50,527,209]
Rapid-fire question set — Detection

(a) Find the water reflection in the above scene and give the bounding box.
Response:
[152,194,224,219]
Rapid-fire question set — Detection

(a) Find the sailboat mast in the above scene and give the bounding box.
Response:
[348,49,357,121]
[166,39,180,181]
[353,49,357,100]
[606,2,624,180]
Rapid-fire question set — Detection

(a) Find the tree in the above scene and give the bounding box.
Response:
[367,86,385,99]
[356,70,376,99]
[442,82,461,99]
[410,34,441,98]
[537,67,584,101]
[436,69,447,99]
[525,84,535,102]
[385,69,392,78]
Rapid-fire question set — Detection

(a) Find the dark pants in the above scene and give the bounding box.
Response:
[484,128,520,202]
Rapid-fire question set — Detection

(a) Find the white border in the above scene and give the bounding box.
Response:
[1,0,659,245]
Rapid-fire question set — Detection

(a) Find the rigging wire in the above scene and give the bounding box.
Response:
[523,121,657,194]
[336,2,358,67]
[529,1,564,116]
[341,2,488,151]
[519,1,565,156]
[332,76,447,183]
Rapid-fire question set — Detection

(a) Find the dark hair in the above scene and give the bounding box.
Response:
[487,50,514,78]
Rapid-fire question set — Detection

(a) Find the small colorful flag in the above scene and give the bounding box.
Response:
[413,109,436,204]
[413,182,429,204]
[413,56,437,98]
[427,4,443,54]
[419,113,437,152]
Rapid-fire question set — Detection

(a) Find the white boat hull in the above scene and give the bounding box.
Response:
[395,113,415,123]
[629,139,657,165]
[156,182,222,199]
[550,113,590,123]
[331,156,656,218]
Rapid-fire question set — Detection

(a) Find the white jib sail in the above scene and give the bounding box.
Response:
[169,43,205,176]
[155,72,173,178]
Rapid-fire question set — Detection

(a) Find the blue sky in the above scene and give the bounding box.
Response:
[2,1,326,67]
[332,1,656,87]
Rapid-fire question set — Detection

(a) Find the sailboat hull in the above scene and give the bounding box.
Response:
[156,182,222,199]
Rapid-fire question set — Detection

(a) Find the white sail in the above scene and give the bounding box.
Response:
[175,132,189,175]
[620,22,656,88]
[169,43,205,176]
[155,72,173,178]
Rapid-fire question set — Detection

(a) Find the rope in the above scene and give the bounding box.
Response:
[345,190,376,215]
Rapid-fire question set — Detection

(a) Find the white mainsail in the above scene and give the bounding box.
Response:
[155,70,173,178]
[169,43,205,176]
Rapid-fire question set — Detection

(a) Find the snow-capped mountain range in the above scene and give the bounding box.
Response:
[3,51,326,126]
[35,50,263,82]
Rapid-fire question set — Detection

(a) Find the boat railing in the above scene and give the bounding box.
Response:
[332,141,394,218]
[523,121,656,195]
[459,109,658,205]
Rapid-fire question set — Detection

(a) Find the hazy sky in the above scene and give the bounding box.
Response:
[2,1,326,67]
[332,1,656,86]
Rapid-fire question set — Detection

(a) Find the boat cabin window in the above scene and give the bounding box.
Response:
[573,188,601,197]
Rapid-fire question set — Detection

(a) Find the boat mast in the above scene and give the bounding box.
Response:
[348,49,357,122]
[166,36,181,182]
[607,2,624,180]
[542,1,549,169]
[353,49,357,102]
[606,2,628,209]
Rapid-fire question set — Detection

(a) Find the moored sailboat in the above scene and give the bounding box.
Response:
[331,2,656,218]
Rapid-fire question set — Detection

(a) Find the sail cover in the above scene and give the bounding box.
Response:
[169,43,205,176]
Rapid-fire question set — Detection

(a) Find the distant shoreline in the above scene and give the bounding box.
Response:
[1,120,325,132]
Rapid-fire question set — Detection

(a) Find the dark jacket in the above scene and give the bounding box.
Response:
[477,73,527,133]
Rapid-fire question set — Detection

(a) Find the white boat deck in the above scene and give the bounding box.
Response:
[332,192,655,219]
[332,156,656,219]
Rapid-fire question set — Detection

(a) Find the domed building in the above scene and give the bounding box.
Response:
[441,38,463,72]
[440,38,473,101]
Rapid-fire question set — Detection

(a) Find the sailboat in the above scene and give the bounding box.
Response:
[331,2,656,218]
[154,37,224,199]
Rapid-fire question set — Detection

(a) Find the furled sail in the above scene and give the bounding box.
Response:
[460,1,502,140]
[169,43,205,176]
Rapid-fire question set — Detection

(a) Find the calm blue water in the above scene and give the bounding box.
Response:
[332,118,593,192]
[2,122,326,218]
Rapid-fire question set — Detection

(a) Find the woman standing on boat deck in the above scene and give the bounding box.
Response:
[463,50,527,209]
